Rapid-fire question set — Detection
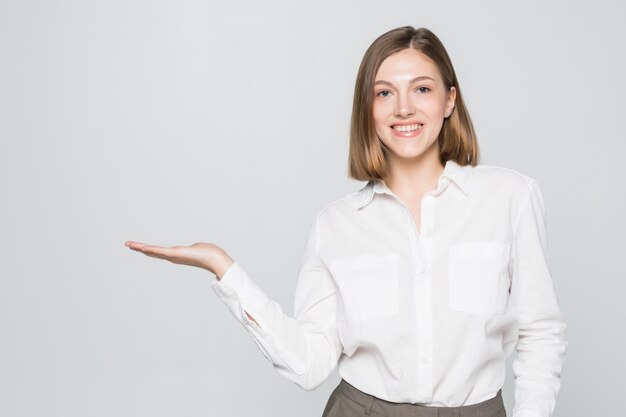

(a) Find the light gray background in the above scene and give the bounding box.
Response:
[1,0,624,416]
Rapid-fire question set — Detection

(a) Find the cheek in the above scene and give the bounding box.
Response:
[421,98,446,118]
[434,94,450,116]
[372,103,388,132]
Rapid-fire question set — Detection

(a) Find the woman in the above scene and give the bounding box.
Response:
[125,26,566,417]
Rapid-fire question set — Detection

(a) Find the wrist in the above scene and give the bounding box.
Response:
[212,253,234,280]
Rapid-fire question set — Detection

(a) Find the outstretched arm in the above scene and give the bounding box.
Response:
[124,215,342,390]
[124,241,257,322]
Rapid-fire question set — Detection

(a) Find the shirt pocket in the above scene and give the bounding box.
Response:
[330,253,400,323]
[448,241,511,314]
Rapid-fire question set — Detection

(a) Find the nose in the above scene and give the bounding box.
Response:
[394,91,415,118]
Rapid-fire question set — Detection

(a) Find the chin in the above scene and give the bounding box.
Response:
[389,152,426,161]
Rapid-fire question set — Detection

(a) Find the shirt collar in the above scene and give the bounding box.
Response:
[351,159,472,210]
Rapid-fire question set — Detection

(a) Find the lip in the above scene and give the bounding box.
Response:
[392,121,423,126]
[390,122,423,138]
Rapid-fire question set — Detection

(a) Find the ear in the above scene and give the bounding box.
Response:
[445,86,456,118]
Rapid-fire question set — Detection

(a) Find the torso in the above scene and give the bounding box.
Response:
[409,208,421,234]
[385,173,440,234]
[404,195,425,234]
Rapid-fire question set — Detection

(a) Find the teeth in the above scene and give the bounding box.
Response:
[393,124,422,132]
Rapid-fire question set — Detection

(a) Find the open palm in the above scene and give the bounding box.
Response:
[124,240,233,278]
[125,240,254,321]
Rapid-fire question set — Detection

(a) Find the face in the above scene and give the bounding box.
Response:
[372,48,456,166]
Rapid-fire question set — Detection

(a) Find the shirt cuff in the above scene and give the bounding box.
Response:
[211,260,246,298]
[210,261,268,332]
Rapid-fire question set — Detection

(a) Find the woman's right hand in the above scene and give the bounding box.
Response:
[124,240,235,280]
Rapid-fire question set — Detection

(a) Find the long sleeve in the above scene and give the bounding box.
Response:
[210,215,342,390]
[510,180,567,417]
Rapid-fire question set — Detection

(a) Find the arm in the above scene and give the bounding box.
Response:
[211,215,342,390]
[510,180,567,417]
[211,257,257,324]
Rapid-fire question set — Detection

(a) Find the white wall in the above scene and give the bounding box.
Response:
[1,0,624,416]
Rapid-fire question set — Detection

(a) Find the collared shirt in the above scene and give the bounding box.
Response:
[211,159,567,417]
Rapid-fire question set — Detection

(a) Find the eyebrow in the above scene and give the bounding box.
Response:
[374,76,435,86]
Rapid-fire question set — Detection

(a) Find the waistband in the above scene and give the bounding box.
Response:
[336,379,504,417]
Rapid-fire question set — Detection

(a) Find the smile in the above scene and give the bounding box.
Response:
[392,123,423,132]
[390,123,423,137]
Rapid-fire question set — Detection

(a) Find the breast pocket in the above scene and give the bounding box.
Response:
[330,253,399,323]
[448,242,510,314]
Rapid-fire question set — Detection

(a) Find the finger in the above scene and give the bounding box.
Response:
[125,242,189,265]
[125,241,151,250]
[126,241,167,253]
[143,251,172,261]
[140,245,173,257]
[147,249,190,266]
[133,245,171,261]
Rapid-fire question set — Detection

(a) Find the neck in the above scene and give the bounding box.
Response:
[383,146,445,196]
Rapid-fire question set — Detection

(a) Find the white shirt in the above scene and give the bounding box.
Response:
[211,159,567,417]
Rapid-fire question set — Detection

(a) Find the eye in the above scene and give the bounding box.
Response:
[376,90,392,97]
[415,86,431,93]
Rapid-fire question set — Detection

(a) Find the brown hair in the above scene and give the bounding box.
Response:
[348,26,479,181]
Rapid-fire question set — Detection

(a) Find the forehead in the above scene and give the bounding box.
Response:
[375,48,441,82]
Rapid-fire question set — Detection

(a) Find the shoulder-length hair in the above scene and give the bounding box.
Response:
[348,26,479,181]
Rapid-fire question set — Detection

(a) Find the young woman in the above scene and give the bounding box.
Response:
[125,26,566,417]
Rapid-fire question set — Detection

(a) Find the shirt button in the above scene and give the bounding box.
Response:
[425,228,432,236]
[422,358,429,365]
